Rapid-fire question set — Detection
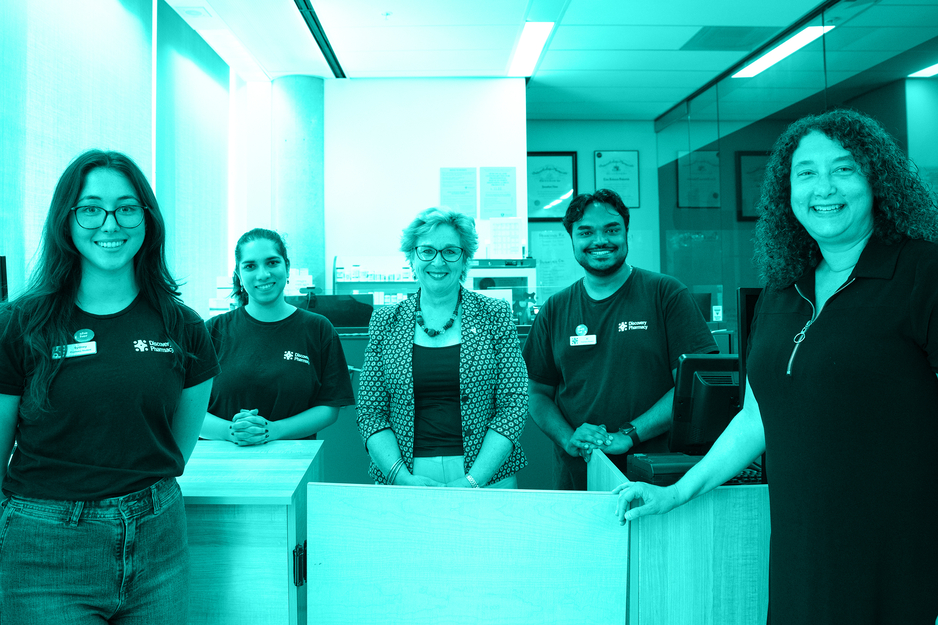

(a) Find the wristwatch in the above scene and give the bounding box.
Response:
[619,423,641,447]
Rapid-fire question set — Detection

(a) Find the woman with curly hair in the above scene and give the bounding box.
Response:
[0,150,220,623]
[614,109,938,624]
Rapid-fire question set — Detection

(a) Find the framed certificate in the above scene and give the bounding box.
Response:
[527,151,577,221]
[736,151,770,221]
[594,150,639,208]
[677,150,721,208]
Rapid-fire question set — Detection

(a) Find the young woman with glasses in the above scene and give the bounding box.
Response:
[200,228,354,446]
[0,149,220,624]
[356,208,528,488]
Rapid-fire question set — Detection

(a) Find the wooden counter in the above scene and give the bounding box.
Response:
[589,450,770,625]
[306,482,629,625]
[179,441,322,625]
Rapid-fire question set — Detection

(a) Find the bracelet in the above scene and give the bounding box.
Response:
[465,473,480,488]
[387,458,405,485]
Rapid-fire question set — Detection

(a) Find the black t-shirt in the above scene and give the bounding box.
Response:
[412,343,463,457]
[0,295,220,500]
[523,268,717,480]
[748,237,938,624]
[206,307,354,432]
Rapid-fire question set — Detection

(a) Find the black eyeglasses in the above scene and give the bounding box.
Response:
[70,204,148,229]
[414,246,464,262]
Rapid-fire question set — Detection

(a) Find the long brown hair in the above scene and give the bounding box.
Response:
[2,149,189,418]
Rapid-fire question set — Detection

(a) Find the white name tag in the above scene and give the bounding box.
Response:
[569,335,596,346]
[52,342,98,359]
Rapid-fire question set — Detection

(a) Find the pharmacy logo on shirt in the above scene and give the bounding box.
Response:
[134,339,174,353]
[618,321,649,332]
[284,351,310,365]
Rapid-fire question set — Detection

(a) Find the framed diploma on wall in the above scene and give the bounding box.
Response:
[527,151,577,221]
[677,150,721,208]
[736,151,770,221]
[594,150,639,208]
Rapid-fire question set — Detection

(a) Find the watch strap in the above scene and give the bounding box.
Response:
[620,423,641,447]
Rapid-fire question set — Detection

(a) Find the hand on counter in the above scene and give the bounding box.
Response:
[230,409,270,446]
[566,422,614,462]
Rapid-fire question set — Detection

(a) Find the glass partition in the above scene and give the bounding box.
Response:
[656,0,938,341]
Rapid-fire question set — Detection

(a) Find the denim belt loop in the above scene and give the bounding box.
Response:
[150,480,163,516]
[66,500,84,527]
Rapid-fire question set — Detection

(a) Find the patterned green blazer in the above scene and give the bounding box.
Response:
[357,288,528,484]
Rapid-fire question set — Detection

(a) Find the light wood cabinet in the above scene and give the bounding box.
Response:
[179,441,323,625]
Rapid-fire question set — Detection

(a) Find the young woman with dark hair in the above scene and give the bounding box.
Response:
[200,228,354,445]
[0,149,220,624]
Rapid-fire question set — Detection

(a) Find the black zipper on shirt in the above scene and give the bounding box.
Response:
[786,278,855,376]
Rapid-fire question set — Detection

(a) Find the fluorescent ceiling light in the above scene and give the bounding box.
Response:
[909,62,938,78]
[508,21,554,77]
[732,25,835,79]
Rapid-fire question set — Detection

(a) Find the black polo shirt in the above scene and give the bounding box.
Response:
[748,236,938,624]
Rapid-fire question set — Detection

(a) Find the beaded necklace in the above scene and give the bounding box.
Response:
[415,288,461,337]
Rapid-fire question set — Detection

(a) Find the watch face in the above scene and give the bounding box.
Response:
[620,423,636,435]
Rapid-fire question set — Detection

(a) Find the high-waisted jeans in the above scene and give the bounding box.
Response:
[0,477,189,625]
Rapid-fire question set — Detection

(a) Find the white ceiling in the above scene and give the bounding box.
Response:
[168,0,938,122]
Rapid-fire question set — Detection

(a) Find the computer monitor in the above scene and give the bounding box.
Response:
[736,287,763,400]
[285,294,375,329]
[669,353,740,456]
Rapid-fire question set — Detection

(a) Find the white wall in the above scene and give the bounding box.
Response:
[526,120,660,273]
[323,78,528,292]
[0,0,152,298]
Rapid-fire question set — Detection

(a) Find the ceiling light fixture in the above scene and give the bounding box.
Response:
[508,21,554,78]
[732,25,835,79]
[909,62,938,78]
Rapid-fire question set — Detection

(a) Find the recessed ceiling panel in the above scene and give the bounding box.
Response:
[560,0,826,27]
[548,25,704,50]
[531,69,717,88]
[206,0,332,77]
[539,50,746,72]
[325,25,519,51]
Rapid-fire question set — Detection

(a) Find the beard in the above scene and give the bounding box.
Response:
[579,247,627,277]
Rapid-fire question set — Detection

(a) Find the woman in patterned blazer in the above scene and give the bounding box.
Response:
[357,208,528,488]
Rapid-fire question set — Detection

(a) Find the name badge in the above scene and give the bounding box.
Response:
[52,342,98,359]
[569,335,597,346]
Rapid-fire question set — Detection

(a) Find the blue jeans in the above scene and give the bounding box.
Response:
[0,477,189,625]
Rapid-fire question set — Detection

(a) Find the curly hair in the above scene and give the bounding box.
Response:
[400,208,479,282]
[753,109,938,290]
[231,228,291,307]
[562,189,630,235]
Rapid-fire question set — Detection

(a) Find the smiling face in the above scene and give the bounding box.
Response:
[571,202,629,277]
[237,238,289,307]
[412,224,466,296]
[789,131,875,249]
[69,168,146,278]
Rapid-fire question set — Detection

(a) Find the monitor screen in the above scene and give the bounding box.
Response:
[736,287,763,401]
[286,293,374,329]
[669,353,740,456]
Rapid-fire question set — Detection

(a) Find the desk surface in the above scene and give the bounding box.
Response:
[188,440,323,459]
[180,441,322,504]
